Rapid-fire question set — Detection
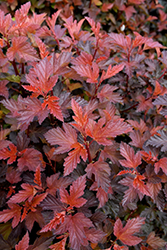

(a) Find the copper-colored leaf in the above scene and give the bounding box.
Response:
[60,175,87,208]
[0,203,22,228]
[15,232,29,250]
[114,217,145,246]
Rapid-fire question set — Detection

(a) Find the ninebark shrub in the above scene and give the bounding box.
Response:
[0,1,167,249]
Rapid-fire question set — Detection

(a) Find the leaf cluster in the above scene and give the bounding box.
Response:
[0,1,167,250]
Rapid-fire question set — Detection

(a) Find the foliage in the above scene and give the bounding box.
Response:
[0,0,167,250]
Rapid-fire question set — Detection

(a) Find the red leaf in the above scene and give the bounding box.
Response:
[34,36,49,59]
[85,118,131,146]
[72,62,99,84]
[25,208,45,232]
[86,161,111,192]
[40,211,65,233]
[24,57,58,97]
[60,175,87,208]
[114,217,145,246]
[85,17,101,37]
[46,173,72,196]
[64,142,87,176]
[1,96,49,131]
[34,165,42,187]
[45,123,78,154]
[85,227,106,243]
[0,203,22,228]
[51,52,72,76]
[146,231,166,249]
[72,51,93,66]
[0,80,9,98]
[71,99,88,134]
[60,213,94,250]
[63,16,84,40]
[96,186,108,208]
[7,36,39,62]
[147,183,161,202]
[133,175,150,196]
[100,64,124,82]
[15,232,29,250]
[119,142,141,169]
[42,96,63,121]
[154,157,167,175]
[97,84,123,103]
[49,237,67,250]
[18,148,45,172]
[0,143,17,164]
[6,167,22,184]
[8,183,37,203]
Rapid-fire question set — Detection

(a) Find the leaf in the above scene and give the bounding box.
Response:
[42,96,63,121]
[85,17,101,37]
[18,148,45,172]
[7,36,39,62]
[45,123,77,154]
[14,1,31,24]
[15,232,29,250]
[25,208,45,232]
[114,217,145,246]
[0,143,17,164]
[72,62,99,84]
[58,213,94,250]
[49,237,67,250]
[34,165,42,187]
[60,175,87,208]
[0,203,22,228]
[146,231,166,249]
[40,211,65,233]
[34,36,49,59]
[119,142,142,169]
[8,183,37,203]
[146,130,167,152]
[96,186,108,208]
[154,157,167,175]
[51,52,72,76]
[64,142,87,176]
[100,64,124,82]
[72,51,93,66]
[86,161,111,192]
[133,175,150,196]
[0,80,9,98]
[63,16,84,40]
[1,96,49,131]
[85,227,106,243]
[46,173,72,196]
[6,166,21,184]
[71,99,88,134]
[85,118,131,146]
[24,57,58,97]
[97,84,123,103]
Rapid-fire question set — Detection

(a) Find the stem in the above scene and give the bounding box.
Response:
[73,44,80,56]
[89,0,92,8]
[158,69,167,80]
[21,63,25,75]
[84,139,92,163]
[92,38,99,60]
[12,59,19,76]
[120,96,152,113]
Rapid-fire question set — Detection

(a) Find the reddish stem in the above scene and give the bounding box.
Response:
[89,0,92,8]
[84,139,92,163]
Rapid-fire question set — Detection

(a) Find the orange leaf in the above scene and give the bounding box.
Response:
[114,217,145,246]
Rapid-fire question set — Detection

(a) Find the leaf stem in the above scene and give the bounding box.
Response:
[84,139,92,163]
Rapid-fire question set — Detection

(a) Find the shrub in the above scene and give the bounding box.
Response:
[0,1,167,249]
